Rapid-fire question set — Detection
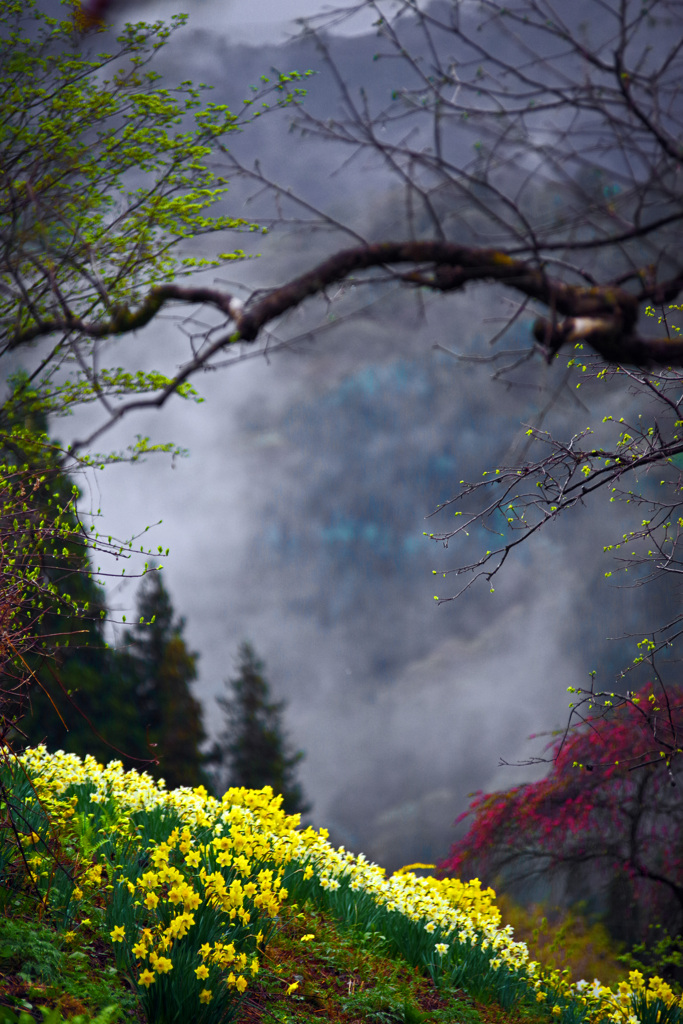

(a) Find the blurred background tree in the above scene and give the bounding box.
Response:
[2,384,208,781]
[441,683,683,948]
[1,378,143,761]
[209,641,309,815]
[121,572,208,790]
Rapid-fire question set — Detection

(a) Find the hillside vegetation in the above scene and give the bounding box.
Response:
[0,749,679,1024]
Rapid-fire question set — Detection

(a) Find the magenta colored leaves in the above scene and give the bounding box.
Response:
[439,685,683,937]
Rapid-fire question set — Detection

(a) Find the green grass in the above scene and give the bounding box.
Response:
[0,892,553,1024]
[0,911,140,1023]
[238,900,544,1024]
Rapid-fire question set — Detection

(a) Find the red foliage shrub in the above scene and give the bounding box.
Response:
[440,685,683,942]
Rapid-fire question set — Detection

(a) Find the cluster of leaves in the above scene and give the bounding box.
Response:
[430,306,683,618]
[0,0,251,323]
[0,0,313,462]
[440,683,683,944]
[0,413,120,745]
[618,927,683,989]
[0,914,130,1024]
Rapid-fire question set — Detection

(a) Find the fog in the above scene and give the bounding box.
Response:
[29,0,669,870]
[121,0,377,41]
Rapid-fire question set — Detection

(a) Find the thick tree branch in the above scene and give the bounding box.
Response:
[10,242,683,372]
[5,284,237,348]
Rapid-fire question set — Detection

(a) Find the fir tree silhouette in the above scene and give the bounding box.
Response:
[211,642,309,815]
[123,572,207,789]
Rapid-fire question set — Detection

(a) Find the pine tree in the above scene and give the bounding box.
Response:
[123,572,207,790]
[212,642,309,815]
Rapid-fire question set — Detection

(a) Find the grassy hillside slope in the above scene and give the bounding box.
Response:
[0,749,679,1024]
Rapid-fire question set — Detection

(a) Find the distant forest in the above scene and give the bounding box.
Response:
[9,423,306,812]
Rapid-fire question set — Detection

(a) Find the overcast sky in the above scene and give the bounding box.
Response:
[115,0,381,42]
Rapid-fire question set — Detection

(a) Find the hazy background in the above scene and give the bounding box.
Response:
[31,0,669,869]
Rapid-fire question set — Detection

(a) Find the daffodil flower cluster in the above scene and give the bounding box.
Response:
[269,828,537,1005]
[12,747,683,1024]
[567,971,683,1024]
[116,821,280,1002]
[12,748,298,1023]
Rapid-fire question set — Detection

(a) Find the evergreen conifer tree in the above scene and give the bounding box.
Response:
[211,642,309,815]
[123,572,207,790]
